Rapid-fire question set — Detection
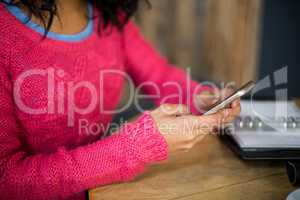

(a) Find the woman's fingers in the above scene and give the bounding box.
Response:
[196,91,219,109]
[226,101,241,117]
[150,102,241,154]
[151,102,241,154]
[179,104,241,131]
[218,103,241,123]
[232,99,241,108]
[224,88,235,96]
[179,112,224,132]
[154,104,190,116]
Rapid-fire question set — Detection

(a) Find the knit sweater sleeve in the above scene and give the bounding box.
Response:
[123,21,213,114]
[0,64,168,199]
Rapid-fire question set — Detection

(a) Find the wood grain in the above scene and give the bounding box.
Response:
[201,0,262,85]
[136,0,262,84]
[89,136,295,200]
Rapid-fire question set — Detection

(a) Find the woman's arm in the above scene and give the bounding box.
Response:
[0,66,168,200]
[123,21,213,114]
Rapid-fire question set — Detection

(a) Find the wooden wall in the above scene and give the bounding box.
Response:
[202,0,262,85]
[136,0,263,85]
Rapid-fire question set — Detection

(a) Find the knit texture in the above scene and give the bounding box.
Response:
[0,4,210,200]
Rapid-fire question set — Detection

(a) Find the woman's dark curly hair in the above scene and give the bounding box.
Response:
[1,0,149,35]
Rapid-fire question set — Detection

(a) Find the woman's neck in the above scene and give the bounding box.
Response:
[22,0,89,35]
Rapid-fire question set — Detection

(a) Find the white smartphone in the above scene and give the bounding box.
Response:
[204,81,256,115]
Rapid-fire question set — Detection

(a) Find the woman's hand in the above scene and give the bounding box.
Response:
[150,103,241,154]
[196,87,236,112]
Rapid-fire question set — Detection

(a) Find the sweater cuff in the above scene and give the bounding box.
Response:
[122,112,169,165]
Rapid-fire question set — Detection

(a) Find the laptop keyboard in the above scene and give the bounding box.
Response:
[234,116,300,132]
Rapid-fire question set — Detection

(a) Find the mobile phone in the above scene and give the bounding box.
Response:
[204,81,256,115]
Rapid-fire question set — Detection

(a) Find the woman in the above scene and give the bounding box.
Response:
[0,0,241,200]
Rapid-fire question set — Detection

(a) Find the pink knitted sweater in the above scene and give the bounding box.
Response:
[0,4,209,200]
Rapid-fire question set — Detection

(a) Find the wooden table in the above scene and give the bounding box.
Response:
[89,135,296,200]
